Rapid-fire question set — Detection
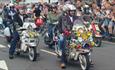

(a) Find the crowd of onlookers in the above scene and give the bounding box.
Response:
[30,0,115,40]
[74,0,115,39]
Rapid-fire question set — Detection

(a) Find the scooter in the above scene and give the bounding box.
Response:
[54,19,94,70]
[83,15,102,47]
[55,26,94,70]
[88,20,102,47]
[16,24,39,61]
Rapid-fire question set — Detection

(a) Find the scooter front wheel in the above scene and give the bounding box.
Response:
[28,47,37,61]
[79,54,90,70]
[94,37,102,47]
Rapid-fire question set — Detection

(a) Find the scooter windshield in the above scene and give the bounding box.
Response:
[72,18,85,31]
[73,18,84,26]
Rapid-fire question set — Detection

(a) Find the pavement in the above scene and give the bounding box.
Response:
[0,35,115,70]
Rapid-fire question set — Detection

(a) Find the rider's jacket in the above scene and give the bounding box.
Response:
[59,14,77,33]
[8,8,17,20]
[47,12,59,24]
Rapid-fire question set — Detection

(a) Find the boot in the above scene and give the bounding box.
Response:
[60,63,66,68]
[9,54,14,59]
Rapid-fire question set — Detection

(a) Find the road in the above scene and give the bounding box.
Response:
[0,35,115,70]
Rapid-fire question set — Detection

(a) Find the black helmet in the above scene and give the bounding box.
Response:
[51,4,57,9]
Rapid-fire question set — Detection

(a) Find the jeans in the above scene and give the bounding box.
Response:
[9,31,20,55]
[103,18,110,26]
[48,24,56,40]
[58,34,67,64]
[3,19,8,27]
[102,18,111,36]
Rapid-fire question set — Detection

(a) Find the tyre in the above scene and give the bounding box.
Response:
[44,35,53,45]
[44,35,49,45]
[16,52,20,55]
[15,41,21,55]
[79,54,90,70]
[94,38,102,47]
[28,47,37,61]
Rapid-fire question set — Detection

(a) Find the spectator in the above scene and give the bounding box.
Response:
[42,3,49,21]
[101,1,112,37]
[96,0,102,9]
[47,4,60,48]
[75,0,82,11]
[108,10,115,37]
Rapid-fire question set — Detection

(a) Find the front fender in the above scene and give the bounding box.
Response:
[78,48,90,54]
[28,43,37,47]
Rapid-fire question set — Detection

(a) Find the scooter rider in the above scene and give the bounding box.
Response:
[58,4,77,68]
[8,3,20,59]
[33,4,41,22]
[9,25,20,59]
[81,3,92,15]
[47,4,60,49]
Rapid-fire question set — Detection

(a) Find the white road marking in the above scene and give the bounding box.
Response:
[40,49,57,56]
[0,44,6,48]
[0,34,5,37]
[0,60,8,70]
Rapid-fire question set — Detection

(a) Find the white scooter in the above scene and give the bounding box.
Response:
[16,21,39,61]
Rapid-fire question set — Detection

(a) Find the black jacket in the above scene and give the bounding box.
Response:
[58,14,77,33]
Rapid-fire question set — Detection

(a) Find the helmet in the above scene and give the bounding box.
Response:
[35,18,44,27]
[84,4,89,8]
[67,4,76,11]
[83,4,91,14]
[65,1,72,4]
[51,4,57,9]
[62,4,70,11]
[63,4,76,11]
[9,3,14,7]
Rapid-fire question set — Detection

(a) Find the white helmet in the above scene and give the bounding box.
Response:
[84,4,89,8]
[68,4,76,11]
[62,4,70,11]
[65,1,72,4]
[9,3,14,7]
